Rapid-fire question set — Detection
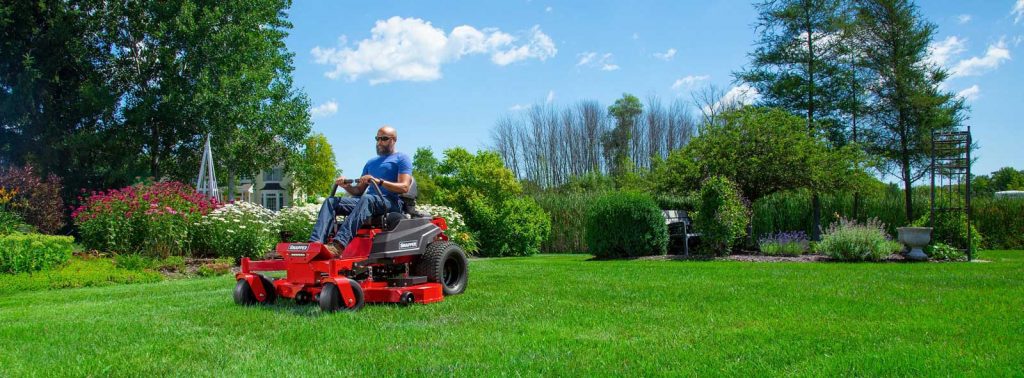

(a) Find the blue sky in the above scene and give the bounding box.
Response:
[284,0,1024,180]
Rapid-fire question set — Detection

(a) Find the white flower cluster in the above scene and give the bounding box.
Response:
[417,204,466,232]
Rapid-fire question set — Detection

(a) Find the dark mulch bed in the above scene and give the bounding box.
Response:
[637,253,917,263]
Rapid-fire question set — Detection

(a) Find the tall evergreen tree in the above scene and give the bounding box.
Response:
[736,0,850,240]
[855,0,966,221]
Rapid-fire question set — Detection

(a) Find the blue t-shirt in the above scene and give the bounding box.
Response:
[361,152,413,202]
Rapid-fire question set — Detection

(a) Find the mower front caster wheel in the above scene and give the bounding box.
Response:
[233,275,277,306]
[319,279,364,312]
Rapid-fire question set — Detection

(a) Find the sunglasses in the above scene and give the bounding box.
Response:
[374,136,393,142]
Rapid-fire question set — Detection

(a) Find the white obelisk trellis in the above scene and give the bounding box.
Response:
[196,134,219,200]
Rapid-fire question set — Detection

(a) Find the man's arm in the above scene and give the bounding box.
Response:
[377,173,412,194]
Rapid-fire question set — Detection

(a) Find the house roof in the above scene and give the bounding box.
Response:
[261,182,285,191]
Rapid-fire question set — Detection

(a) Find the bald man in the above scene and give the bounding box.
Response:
[309,126,413,253]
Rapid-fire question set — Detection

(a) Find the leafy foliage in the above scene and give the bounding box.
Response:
[585,191,668,258]
[694,176,751,256]
[605,94,643,183]
[417,204,478,255]
[911,212,982,254]
[289,134,338,199]
[73,182,219,257]
[818,217,901,261]
[274,203,322,243]
[0,232,74,274]
[0,165,66,234]
[191,202,276,259]
[432,148,550,257]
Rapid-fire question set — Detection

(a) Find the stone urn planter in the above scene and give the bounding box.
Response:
[897,227,932,261]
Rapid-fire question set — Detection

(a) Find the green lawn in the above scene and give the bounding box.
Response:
[2,251,1023,376]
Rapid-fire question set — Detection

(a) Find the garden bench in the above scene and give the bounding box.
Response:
[663,210,700,256]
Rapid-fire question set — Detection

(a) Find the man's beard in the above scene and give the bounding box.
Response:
[377,145,393,156]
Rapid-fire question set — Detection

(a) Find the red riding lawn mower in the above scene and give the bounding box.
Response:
[233,178,469,312]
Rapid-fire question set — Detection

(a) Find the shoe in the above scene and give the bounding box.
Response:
[324,241,345,254]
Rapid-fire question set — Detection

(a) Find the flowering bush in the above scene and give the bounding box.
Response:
[73,182,219,257]
[274,203,325,242]
[192,201,276,259]
[418,204,478,254]
[0,165,65,234]
[818,217,902,261]
[759,231,809,256]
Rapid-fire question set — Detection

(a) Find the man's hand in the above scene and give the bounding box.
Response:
[335,176,350,187]
[357,174,376,186]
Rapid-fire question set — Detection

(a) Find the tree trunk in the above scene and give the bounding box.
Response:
[227,169,235,201]
[903,158,914,223]
[811,192,822,241]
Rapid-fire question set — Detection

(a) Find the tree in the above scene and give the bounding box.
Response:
[0,1,311,205]
[989,167,1024,192]
[856,0,966,221]
[655,107,861,204]
[412,147,440,203]
[289,134,338,199]
[604,94,643,184]
[736,0,853,240]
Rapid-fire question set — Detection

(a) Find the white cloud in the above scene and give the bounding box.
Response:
[717,84,759,110]
[950,39,1011,78]
[577,52,619,71]
[1014,0,1024,24]
[509,104,528,111]
[311,17,556,84]
[957,85,981,101]
[927,36,967,67]
[545,6,552,12]
[546,90,555,104]
[957,14,972,24]
[653,48,677,61]
[671,75,710,90]
[310,100,338,118]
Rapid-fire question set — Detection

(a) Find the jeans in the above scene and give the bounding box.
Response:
[308,195,398,247]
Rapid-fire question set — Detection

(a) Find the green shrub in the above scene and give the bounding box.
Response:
[468,196,551,257]
[1,207,34,235]
[274,203,320,242]
[929,242,966,261]
[417,204,478,254]
[694,176,750,256]
[0,232,75,274]
[585,191,668,258]
[432,148,549,257]
[818,218,900,261]
[654,193,699,211]
[191,201,276,259]
[910,212,982,254]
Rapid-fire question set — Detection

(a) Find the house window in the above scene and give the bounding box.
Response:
[262,191,284,212]
[263,167,283,182]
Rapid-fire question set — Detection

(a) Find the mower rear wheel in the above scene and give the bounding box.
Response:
[415,241,468,296]
[257,274,277,305]
[319,279,364,312]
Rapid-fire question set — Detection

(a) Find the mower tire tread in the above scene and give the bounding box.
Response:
[415,241,469,296]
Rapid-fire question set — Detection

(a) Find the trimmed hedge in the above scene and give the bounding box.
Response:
[695,176,750,256]
[585,191,667,258]
[0,232,75,274]
[468,196,551,257]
